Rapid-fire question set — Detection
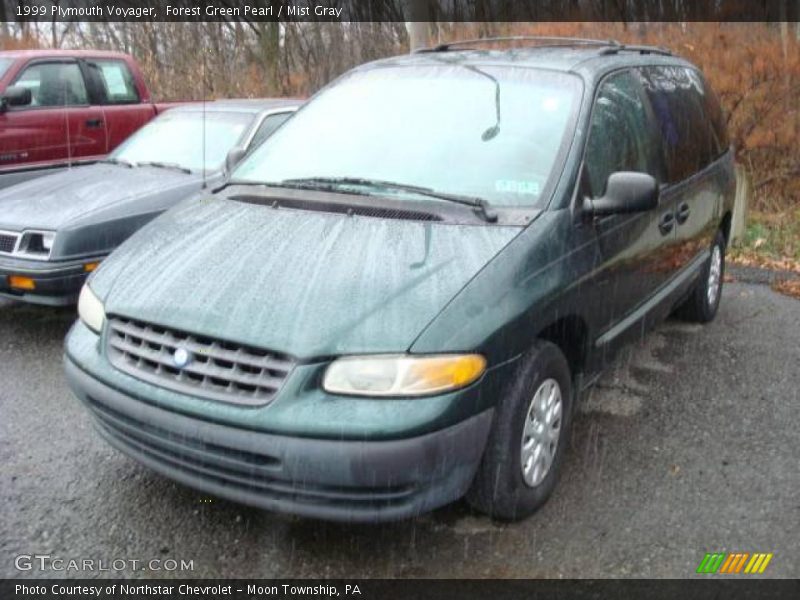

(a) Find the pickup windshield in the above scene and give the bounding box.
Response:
[111,110,252,172]
[232,64,581,208]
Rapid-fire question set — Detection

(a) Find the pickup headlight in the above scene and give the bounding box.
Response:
[77,284,105,333]
[19,230,56,259]
[323,354,486,397]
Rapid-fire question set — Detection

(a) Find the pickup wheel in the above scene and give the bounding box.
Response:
[676,230,726,323]
[466,340,572,521]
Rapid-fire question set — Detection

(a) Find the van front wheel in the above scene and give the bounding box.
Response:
[466,340,573,521]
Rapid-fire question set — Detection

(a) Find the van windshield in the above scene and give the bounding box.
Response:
[232,64,581,208]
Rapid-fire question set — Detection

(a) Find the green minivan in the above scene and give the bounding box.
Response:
[65,38,735,522]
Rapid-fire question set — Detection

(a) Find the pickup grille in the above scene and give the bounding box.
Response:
[106,316,294,406]
[0,233,18,254]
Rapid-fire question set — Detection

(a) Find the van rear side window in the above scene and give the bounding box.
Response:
[636,66,720,184]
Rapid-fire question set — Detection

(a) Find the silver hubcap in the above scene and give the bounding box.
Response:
[707,245,722,306]
[520,378,562,488]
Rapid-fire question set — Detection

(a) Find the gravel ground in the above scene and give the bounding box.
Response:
[1,282,798,579]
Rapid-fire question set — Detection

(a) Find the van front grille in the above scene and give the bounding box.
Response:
[106,316,294,406]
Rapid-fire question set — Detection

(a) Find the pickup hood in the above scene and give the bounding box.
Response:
[95,197,521,358]
[0,163,200,231]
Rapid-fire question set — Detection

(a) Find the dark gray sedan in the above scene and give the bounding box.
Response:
[0,99,299,305]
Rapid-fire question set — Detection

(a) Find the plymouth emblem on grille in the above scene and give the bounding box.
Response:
[173,347,192,369]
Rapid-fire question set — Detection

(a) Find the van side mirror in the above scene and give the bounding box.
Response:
[0,86,32,111]
[584,172,659,217]
[225,146,247,173]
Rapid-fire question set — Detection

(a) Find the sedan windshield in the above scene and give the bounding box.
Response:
[112,110,252,172]
[233,64,581,207]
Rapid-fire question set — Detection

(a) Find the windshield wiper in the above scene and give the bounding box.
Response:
[136,161,191,174]
[281,177,498,222]
[212,179,365,195]
[99,157,134,168]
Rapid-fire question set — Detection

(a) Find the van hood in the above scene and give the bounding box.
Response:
[95,196,522,359]
[0,163,199,231]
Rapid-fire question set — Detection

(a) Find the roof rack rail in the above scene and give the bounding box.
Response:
[416,36,621,53]
[599,44,672,56]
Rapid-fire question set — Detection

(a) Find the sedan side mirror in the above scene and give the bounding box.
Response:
[0,86,32,111]
[225,146,247,173]
[584,172,659,217]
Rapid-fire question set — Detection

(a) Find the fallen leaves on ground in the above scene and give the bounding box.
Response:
[771,279,800,300]
[729,250,800,274]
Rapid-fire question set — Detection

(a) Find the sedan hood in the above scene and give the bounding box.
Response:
[95,197,521,358]
[0,164,199,231]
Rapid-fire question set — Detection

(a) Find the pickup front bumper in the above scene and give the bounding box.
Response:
[0,254,99,306]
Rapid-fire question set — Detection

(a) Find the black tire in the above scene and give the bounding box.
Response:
[466,340,573,521]
[675,230,726,323]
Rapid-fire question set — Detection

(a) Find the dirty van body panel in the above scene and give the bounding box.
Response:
[411,209,607,378]
[96,195,522,360]
[669,152,736,273]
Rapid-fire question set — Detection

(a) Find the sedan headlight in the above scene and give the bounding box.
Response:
[19,230,56,259]
[77,284,105,333]
[323,354,486,397]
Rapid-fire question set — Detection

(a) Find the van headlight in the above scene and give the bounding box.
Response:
[323,354,486,397]
[78,284,105,333]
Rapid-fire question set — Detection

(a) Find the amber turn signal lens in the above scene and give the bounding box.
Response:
[83,262,100,273]
[8,275,36,290]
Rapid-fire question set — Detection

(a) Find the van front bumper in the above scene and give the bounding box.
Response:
[0,255,96,306]
[64,355,494,523]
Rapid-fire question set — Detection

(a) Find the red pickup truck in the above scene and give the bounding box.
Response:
[0,49,177,188]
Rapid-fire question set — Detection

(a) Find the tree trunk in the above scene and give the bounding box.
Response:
[259,22,280,93]
[0,1,9,40]
[405,0,435,52]
[406,22,431,52]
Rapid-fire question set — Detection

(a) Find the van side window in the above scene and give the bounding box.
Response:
[84,59,140,104]
[696,72,729,157]
[13,62,88,107]
[584,70,663,198]
[637,66,716,183]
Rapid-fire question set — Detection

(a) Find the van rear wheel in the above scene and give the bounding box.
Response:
[466,340,572,521]
[676,230,726,323]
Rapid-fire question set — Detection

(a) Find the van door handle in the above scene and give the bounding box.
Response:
[85,118,103,128]
[658,211,675,235]
[676,202,690,224]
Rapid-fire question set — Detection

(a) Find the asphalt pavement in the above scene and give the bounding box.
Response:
[1,282,798,579]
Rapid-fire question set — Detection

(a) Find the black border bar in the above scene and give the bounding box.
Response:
[3,579,800,600]
[6,0,800,23]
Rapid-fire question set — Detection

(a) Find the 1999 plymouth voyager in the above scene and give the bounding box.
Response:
[65,38,735,522]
